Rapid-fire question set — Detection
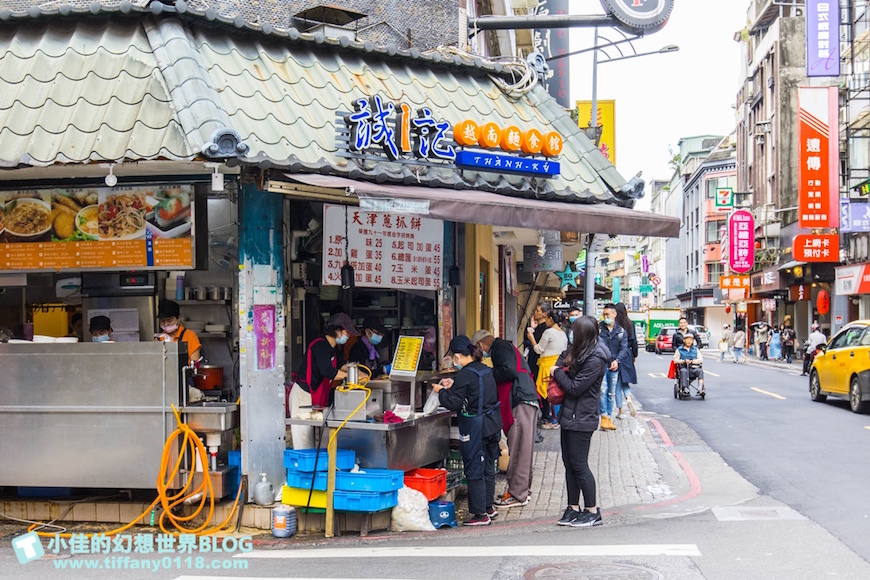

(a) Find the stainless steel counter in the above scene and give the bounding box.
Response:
[0,342,185,489]
[286,410,452,470]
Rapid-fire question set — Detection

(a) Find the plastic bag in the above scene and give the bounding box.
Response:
[390,487,435,532]
[423,390,441,416]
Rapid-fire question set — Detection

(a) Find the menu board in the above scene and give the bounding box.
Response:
[390,336,424,378]
[321,204,444,290]
[0,185,195,272]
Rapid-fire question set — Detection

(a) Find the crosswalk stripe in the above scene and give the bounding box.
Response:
[648,372,668,379]
[238,544,702,559]
[751,387,786,400]
[705,370,720,377]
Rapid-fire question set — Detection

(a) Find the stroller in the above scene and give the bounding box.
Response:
[673,360,706,400]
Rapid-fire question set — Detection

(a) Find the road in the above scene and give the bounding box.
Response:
[2,350,870,579]
[636,349,870,564]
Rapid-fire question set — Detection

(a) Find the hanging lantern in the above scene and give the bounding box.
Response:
[725,305,732,314]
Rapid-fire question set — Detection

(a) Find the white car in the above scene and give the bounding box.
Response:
[687,324,711,348]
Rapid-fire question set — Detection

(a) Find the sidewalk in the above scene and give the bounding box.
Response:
[450,405,672,525]
[701,347,805,375]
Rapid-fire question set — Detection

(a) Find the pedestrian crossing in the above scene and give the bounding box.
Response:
[238,544,702,559]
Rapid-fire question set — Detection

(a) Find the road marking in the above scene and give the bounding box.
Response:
[239,544,702,559]
[648,372,668,378]
[751,387,786,400]
[704,370,720,377]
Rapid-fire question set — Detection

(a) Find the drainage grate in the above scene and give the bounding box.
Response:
[524,561,665,579]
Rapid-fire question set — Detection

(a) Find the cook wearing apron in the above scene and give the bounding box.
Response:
[156,300,202,362]
[288,312,358,449]
[433,336,502,526]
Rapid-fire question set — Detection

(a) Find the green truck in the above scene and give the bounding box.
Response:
[644,309,682,351]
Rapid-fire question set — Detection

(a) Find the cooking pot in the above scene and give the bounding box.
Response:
[193,287,207,301]
[193,364,224,390]
[207,286,221,301]
[221,287,232,301]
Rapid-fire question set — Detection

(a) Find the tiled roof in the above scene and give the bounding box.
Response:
[0,9,639,206]
[0,18,193,166]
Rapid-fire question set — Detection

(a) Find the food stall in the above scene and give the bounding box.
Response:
[0,182,241,494]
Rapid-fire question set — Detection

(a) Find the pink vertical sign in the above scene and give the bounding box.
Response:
[253,304,276,371]
[728,209,755,274]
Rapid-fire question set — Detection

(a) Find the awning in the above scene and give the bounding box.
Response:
[778,260,805,271]
[273,174,681,238]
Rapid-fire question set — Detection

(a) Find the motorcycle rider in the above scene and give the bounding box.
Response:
[801,323,828,377]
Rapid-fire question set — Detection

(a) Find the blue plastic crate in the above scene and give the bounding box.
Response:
[336,469,404,493]
[283,448,355,472]
[226,466,240,499]
[286,468,404,493]
[227,450,241,467]
[17,487,72,498]
[286,468,327,491]
[333,490,398,512]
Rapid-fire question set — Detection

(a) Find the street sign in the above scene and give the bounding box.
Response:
[649,274,662,286]
[639,284,653,294]
[715,187,733,211]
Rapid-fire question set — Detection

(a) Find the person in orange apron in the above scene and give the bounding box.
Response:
[156,300,202,362]
[471,329,539,509]
[288,312,358,449]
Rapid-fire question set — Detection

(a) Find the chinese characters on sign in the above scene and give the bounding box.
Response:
[253,304,276,371]
[728,209,755,273]
[835,264,870,295]
[576,100,616,163]
[390,336,424,377]
[718,275,750,290]
[839,199,870,233]
[798,86,839,228]
[321,204,444,290]
[793,233,840,262]
[806,1,840,77]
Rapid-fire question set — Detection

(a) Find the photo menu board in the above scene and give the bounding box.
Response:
[0,184,195,272]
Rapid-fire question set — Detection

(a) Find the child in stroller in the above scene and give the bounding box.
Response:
[673,334,706,400]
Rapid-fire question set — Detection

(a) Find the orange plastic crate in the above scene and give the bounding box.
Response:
[403,468,447,501]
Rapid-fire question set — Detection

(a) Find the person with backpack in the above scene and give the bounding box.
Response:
[471,329,540,509]
[433,335,503,526]
[613,303,638,419]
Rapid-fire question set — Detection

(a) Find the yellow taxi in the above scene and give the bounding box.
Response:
[810,321,870,413]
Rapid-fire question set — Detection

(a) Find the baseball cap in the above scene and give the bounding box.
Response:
[157,300,180,319]
[362,316,386,335]
[447,335,473,355]
[328,312,360,336]
[89,315,112,332]
[470,329,493,345]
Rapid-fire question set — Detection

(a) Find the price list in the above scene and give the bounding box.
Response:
[321,204,444,290]
[0,239,192,270]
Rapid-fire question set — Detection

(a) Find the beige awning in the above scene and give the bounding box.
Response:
[270,174,680,238]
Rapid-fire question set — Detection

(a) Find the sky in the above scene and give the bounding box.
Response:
[567,0,749,209]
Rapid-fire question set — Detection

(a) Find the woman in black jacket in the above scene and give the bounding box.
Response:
[433,335,503,526]
[551,316,610,528]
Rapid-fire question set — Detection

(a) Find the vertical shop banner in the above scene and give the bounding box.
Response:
[322,204,444,290]
[806,0,840,77]
[798,86,839,228]
[728,209,755,273]
[253,304,276,371]
[536,0,571,108]
[576,100,616,163]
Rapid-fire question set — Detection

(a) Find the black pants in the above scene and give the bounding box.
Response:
[539,394,553,423]
[803,350,816,374]
[560,429,597,508]
[759,342,769,360]
[782,344,794,363]
[465,432,500,516]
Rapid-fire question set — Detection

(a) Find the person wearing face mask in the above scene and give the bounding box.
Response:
[566,305,582,343]
[347,316,387,377]
[288,312,357,449]
[433,336,502,526]
[155,300,201,362]
[89,315,113,343]
[471,329,539,509]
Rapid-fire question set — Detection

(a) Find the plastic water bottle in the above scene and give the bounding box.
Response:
[271,504,296,538]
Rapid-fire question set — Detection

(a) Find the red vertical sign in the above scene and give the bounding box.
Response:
[798,86,839,228]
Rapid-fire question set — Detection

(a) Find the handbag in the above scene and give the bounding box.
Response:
[547,372,566,405]
[667,360,676,380]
